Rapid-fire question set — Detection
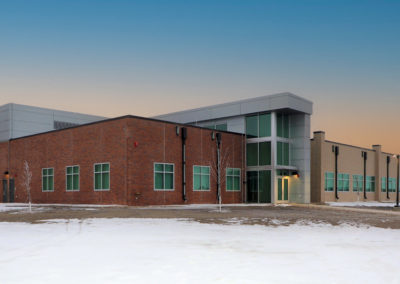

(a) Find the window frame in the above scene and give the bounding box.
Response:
[277,113,290,138]
[42,167,54,192]
[381,177,387,192]
[193,165,211,191]
[389,177,396,192]
[324,172,334,192]
[66,165,80,192]
[366,176,375,192]
[245,113,271,139]
[337,173,350,192]
[277,141,290,166]
[226,168,241,192]
[352,174,363,192]
[93,162,110,191]
[154,162,175,191]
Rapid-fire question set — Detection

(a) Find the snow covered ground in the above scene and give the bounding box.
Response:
[327,201,397,207]
[0,218,399,284]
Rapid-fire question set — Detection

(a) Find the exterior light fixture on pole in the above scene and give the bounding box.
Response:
[394,155,400,208]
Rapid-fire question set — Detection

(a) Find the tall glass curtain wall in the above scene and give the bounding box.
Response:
[276,114,290,166]
[246,114,272,167]
[245,113,290,203]
[246,114,272,203]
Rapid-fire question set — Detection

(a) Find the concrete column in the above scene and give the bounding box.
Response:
[373,145,382,201]
[270,112,277,203]
[289,114,311,203]
[311,131,325,203]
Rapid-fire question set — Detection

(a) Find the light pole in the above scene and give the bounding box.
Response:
[395,155,399,208]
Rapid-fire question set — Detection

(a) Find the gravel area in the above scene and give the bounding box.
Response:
[0,204,400,229]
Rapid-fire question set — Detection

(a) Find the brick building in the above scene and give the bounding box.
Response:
[4,93,395,206]
[0,116,245,205]
[0,93,314,205]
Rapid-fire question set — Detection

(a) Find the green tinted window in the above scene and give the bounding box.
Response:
[277,142,290,166]
[343,174,349,191]
[389,178,397,192]
[66,166,79,191]
[164,173,173,189]
[259,114,271,137]
[154,163,174,190]
[381,177,387,191]
[259,142,271,166]
[246,114,271,138]
[165,164,173,173]
[277,113,290,138]
[155,164,164,172]
[226,168,241,191]
[337,173,349,192]
[193,166,210,191]
[216,124,227,131]
[352,175,363,192]
[366,176,375,192]
[246,143,258,166]
[94,163,110,190]
[155,173,163,189]
[42,168,54,192]
[380,177,396,192]
[324,172,334,191]
[277,142,282,165]
[246,115,258,138]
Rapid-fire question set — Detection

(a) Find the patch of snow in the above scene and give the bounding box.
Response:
[0,203,117,213]
[0,204,32,212]
[327,201,396,207]
[0,218,399,283]
[0,203,102,214]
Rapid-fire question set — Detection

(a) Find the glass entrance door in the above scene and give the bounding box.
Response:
[247,170,271,203]
[277,178,288,202]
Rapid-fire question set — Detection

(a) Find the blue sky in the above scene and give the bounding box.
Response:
[1,0,399,151]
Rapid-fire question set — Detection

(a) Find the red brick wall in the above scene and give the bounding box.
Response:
[7,117,245,205]
[0,141,9,199]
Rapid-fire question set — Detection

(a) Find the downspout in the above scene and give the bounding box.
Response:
[216,133,222,204]
[387,156,390,199]
[363,151,367,199]
[181,127,187,201]
[396,155,400,207]
[334,146,339,200]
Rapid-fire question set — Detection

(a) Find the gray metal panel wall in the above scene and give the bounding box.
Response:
[194,116,245,134]
[0,103,106,141]
[0,104,11,141]
[289,113,311,203]
[155,93,313,124]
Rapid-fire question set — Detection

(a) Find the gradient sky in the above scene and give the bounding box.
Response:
[1,0,399,153]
